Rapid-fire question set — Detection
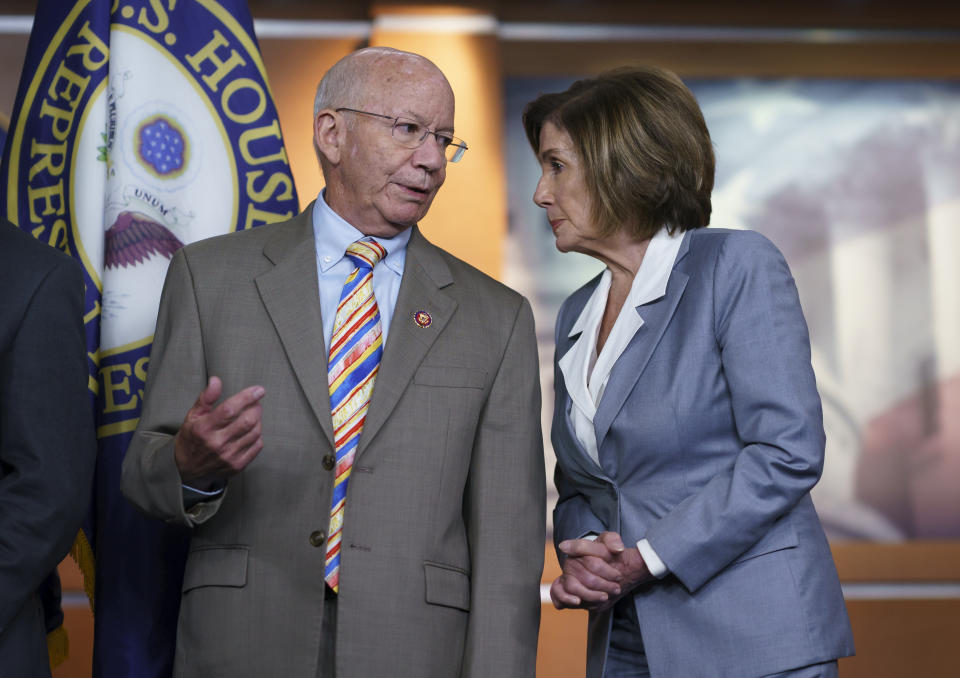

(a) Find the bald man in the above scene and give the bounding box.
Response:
[122,48,545,678]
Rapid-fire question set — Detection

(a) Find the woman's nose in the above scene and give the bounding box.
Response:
[533,176,551,207]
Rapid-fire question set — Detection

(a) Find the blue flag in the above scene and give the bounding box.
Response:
[0,1,299,675]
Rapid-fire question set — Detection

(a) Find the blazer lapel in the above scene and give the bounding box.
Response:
[255,206,335,448]
[593,232,692,450]
[357,226,457,455]
[554,280,609,478]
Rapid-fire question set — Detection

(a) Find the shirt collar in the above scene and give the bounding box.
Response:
[312,190,411,275]
[568,270,610,339]
[627,225,684,309]
[567,226,684,339]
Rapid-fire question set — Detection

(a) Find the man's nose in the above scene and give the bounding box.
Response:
[412,134,446,170]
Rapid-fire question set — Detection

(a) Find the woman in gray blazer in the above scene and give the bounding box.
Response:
[523,67,855,677]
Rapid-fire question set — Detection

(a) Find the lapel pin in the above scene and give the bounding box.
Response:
[413,310,432,328]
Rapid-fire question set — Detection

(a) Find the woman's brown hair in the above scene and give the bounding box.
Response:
[523,66,715,240]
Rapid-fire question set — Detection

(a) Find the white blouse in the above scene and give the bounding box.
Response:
[557,225,685,576]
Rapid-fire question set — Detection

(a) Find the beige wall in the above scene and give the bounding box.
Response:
[256,37,359,209]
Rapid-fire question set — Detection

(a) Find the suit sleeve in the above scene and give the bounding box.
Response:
[121,250,225,526]
[645,231,825,593]
[461,298,545,678]
[0,257,95,632]
[552,454,605,546]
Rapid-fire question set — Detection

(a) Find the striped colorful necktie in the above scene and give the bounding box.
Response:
[325,238,387,592]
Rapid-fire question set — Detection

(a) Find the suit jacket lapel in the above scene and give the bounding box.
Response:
[554,280,609,478]
[255,206,335,448]
[357,226,457,455]
[593,232,692,451]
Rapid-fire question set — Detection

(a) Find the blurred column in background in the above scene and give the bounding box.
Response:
[370,4,506,279]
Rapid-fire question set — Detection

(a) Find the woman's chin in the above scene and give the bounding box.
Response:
[555,238,593,258]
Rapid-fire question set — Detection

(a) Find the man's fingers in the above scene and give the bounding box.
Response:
[230,435,264,473]
[219,404,263,446]
[191,376,223,415]
[211,385,266,426]
[176,382,265,484]
[190,387,265,448]
[221,423,264,470]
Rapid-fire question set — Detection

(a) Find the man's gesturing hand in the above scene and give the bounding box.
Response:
[549,531,652,611]
[174,376,265,490]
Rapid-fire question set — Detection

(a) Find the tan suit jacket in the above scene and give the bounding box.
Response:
[121,206,545,677]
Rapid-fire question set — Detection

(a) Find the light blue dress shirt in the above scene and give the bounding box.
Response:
[312,191,410,349]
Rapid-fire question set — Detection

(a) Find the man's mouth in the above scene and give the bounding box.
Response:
[397,183,430,197]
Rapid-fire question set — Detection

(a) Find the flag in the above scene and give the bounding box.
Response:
[0,1,299,675]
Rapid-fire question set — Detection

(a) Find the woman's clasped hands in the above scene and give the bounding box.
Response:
[549,531,652,611]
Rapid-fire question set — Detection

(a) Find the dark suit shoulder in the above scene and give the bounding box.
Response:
[0,222,84,344]
[0,220,82,288]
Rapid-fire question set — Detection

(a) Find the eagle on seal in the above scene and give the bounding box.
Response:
[104,211,183,269]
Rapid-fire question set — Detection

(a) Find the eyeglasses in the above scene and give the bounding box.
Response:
[336,107,468,163]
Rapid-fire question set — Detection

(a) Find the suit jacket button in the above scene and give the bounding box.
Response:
[309,530,326,547]
[322,454,335,471]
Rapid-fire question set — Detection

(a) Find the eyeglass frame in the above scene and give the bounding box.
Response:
[334,107,468,163]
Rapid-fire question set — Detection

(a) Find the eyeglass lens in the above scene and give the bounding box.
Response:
[391,118,466,162]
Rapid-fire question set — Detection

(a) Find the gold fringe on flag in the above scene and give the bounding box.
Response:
[71,529,96,605]
[47,624,69,669]
[46,530,96,669]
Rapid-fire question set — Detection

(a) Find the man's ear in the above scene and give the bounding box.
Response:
[314,109,342,165]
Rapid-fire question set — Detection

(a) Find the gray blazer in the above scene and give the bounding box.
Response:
[552,228,855,678]
[122,207,545,678]
[0,223,95,678]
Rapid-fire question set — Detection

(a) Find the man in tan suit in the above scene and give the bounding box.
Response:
[121,47,545,677]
